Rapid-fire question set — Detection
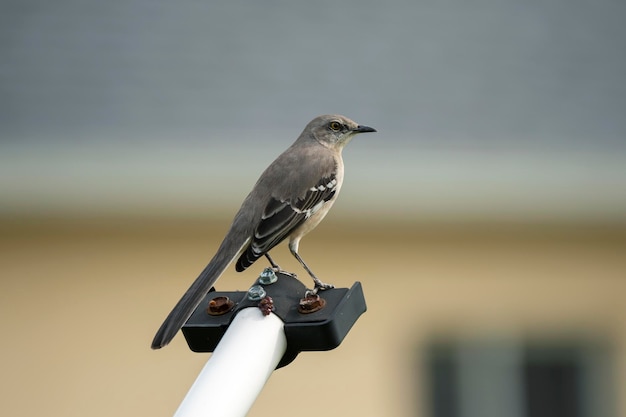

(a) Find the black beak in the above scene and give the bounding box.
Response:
[354,125,377,133]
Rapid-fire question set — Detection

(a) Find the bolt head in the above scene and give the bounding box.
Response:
[257,296,275,316]
[298,293,326,314]
[247,285,267,301]
[258,268,278,285]
[206,296,235,316]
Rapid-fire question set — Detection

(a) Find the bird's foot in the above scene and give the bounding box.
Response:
[305,279,334,297]
[264,254,297,278]
[273,267,297,279]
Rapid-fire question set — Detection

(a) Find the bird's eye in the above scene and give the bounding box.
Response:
[329,121,342,131]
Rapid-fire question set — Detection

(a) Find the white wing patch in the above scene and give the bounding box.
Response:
[290,200,325,218]
[300,178,338,217]
[237,174,339,271]
[309,178,337,193]
[308,201,325,217]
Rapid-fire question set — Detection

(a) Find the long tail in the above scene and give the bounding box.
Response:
[151,235,250,349]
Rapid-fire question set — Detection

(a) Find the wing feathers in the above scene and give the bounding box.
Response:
[235,174,337,271]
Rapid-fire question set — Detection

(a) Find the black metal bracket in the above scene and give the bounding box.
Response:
[181,272,367,368]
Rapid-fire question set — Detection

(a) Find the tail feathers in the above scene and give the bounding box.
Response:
[151,238,250,349]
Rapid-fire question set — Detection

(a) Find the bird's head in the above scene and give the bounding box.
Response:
[306,114,376,149]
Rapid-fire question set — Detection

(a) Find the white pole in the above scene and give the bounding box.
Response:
[174,307,287,417]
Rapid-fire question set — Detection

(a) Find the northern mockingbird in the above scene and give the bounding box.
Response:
[151,114,376,349]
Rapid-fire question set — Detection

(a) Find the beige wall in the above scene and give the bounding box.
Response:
[1,217,624,417]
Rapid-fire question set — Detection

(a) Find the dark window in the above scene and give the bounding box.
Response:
[523,347,581,417]
[424,340,611,417]
[426,343,459,417]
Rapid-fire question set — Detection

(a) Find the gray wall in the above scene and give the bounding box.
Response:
[2,0,625,220]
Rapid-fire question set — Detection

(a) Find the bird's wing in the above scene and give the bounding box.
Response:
[235,175,338,271]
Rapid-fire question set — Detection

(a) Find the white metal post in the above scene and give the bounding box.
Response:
[174,307,287,417]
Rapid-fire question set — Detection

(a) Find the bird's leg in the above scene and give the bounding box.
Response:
[291,251,334,294]
[264,253,298,278]
[264,253,280,270]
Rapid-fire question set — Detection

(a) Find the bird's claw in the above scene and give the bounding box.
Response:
[305,281,334,297]
[274,268,297,279]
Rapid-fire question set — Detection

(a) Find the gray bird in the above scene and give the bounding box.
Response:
[151,114,376,349]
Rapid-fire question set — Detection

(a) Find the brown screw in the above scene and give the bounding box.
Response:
[298,293,326,314]
[257,296,275,316]
[206,296,235,316]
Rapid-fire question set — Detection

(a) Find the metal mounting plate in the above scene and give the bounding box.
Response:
[181,273,366,368]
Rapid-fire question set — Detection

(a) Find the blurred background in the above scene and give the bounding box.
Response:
[1,1,625,416]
